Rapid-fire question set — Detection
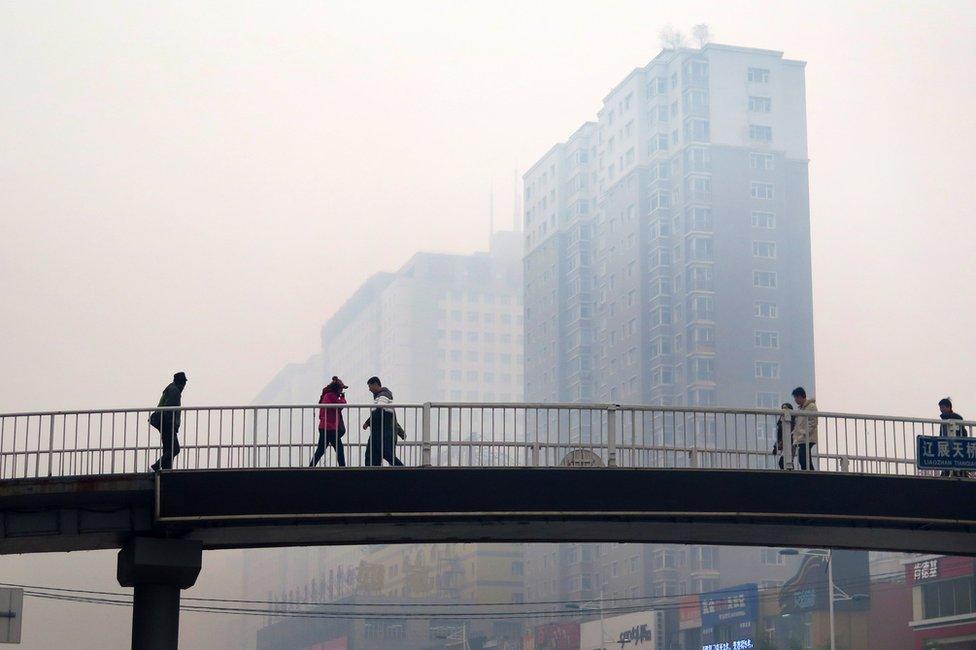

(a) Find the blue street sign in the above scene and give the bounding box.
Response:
[917,435,976,470]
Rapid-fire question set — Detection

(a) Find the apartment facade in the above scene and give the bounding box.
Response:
[523,43,815,412]
[321,231,524,404]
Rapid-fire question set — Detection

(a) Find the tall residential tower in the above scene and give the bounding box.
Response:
[524,43,814,411]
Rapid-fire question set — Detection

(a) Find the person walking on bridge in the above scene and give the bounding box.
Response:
[149,371,187,471]
[771,402,795,469]
[362,376,405,466]
[791,387,817,470]
[310,376,347,467]
[938,397,968,477]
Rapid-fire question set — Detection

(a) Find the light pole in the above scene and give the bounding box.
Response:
[780,549,867,650]
[565,587,607,649]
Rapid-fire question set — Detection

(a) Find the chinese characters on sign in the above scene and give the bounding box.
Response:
[912,559,939,582]
[700,584,759,650]
[917,435,976,470]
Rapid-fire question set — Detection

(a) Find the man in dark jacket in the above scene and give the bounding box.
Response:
[362,376,404,466]
[939,397,968,477]
[150,372,187,471]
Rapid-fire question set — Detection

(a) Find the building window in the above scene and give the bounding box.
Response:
[748,67,770,83]
[686,175,712,201]
[692,547,718,570]
[691,358,715,382]
[752,241,777,259]
[757,392,780,408]
[648,133,669,154]
[753,271,778,288]
[683,118,710,143]
[686,207,713,232]
[683,89,709,113]
[690,388,716,406]
[749,96,772,112]
[649,190,672,211]
[760,549,785,565]
[755,362,781,379]
[751,211,776,228]
[687,237,714,262]
[751,182,774,199]
[754,331,780,349]
[684,147,711,172]
[749,153,774,170]
[749,125,773,142]
[923,576,975,620]
[754,301,779,318]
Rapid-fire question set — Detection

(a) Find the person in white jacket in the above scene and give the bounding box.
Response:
[791,386,818,470]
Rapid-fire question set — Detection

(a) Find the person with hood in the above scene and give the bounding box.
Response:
[310,376,348,467]
[938,397,968,477]
[791,386,818,470]
[362,376,404,466]
[150,371,187,471]
[771,402,795,469]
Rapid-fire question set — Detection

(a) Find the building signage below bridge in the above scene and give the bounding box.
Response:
[580,610,657,649]
[700,584,758,650]
[916,435,976,470]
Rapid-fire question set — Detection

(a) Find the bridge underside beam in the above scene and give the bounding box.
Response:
[158,468,976,556]
[183,517,976,556]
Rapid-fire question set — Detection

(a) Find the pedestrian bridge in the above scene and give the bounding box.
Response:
[0,402,973,556]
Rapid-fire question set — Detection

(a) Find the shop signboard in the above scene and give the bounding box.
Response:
[534,622,580,650]
[700,584,758,650]
[580,610,657,650]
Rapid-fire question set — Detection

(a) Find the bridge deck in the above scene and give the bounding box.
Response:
[1,468,973,555]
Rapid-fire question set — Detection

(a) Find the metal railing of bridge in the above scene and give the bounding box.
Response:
[0,403,969,481]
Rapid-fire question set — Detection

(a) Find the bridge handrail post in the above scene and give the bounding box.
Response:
[607,405,618,467]
[47,414,55,478]
[782,409,795,470]
[421,402,432,467]
[250,407,258,469]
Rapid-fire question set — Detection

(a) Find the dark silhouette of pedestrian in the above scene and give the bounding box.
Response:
[362,376,404,466]
[150,372,187,471]
[771,402,795,469]
[791,387,817,470]
[310,376,347,467]
[938,397,969,477]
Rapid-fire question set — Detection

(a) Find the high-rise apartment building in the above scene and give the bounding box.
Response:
[246,231,524,407]
[321,231,524,404]
[524,43,814,411]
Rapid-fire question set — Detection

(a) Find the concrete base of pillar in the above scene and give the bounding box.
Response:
[118,537,202,650]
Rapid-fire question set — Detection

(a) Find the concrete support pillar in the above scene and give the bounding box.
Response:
[117,537,203,650]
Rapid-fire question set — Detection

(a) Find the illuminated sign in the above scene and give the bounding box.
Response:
[702,641,755,650]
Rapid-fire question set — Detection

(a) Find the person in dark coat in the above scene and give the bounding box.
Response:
[310,376,347,467]
[771,402,795,469]
[150,372,187,471]
[362,376,404,466]
[939,397,969,477]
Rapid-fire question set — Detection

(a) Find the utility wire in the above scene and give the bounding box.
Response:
[10,569,910,621]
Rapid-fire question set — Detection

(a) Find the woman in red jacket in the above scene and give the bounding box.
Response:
[310,376,347,467]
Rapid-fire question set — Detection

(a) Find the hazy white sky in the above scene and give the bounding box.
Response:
[2,0,975,422]
[1,2,975,648]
